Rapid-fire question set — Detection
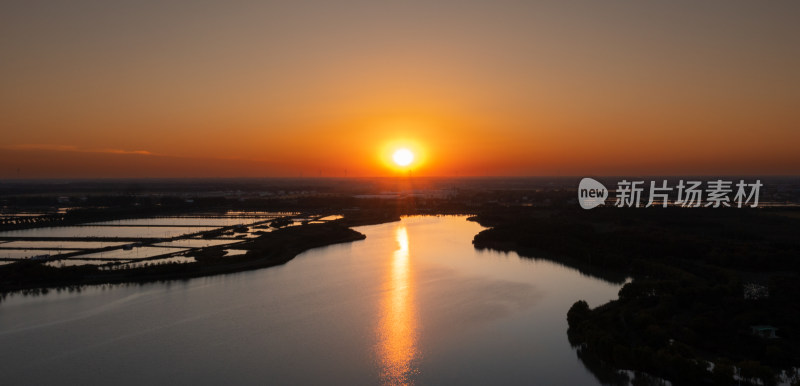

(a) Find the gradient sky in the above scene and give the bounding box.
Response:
[2,0,799,178]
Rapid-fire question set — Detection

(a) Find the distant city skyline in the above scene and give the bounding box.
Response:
[2,1,799,178]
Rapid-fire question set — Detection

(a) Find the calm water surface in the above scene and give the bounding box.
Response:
[0,216,621,385]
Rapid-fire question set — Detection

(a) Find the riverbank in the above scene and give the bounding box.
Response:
[0,222,366,296]
[470,207,800,385]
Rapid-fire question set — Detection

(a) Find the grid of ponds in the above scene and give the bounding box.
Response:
[84,217,269,227]
[0,226,219,239]
[0,212,341,268]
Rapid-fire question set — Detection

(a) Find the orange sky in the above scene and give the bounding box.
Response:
[1,1,799,178]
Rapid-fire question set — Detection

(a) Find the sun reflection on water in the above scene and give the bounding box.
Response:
[377,225,419,385]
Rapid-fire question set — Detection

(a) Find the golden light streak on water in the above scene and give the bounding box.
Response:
[376,225,420,385]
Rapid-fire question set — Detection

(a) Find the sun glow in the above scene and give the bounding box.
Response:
[392,149,414,167]
[378,137,427,174]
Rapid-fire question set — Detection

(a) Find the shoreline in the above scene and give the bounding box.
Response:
[0,211,461,296]
[468,207,800,385]
[0,221,370,296]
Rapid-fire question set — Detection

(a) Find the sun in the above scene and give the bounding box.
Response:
[379,139,425,173]
[392,148,414,167]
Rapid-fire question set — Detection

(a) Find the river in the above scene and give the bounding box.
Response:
[0,216,622,385]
